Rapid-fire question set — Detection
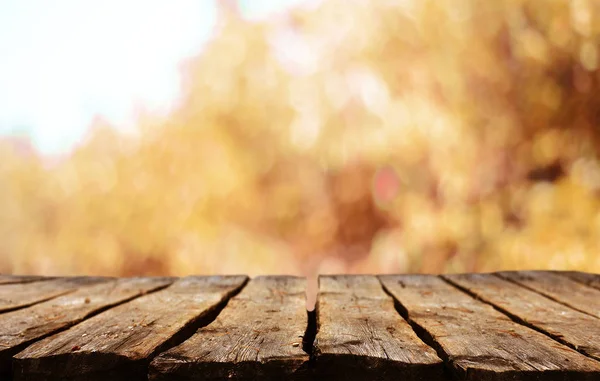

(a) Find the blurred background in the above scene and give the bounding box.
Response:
[2,0,600,279]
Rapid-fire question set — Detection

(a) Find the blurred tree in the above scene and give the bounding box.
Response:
[2,0,600,276]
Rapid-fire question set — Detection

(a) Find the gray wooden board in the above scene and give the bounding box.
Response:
[562,271,600,291]
[0,276,53,285]
[0,277,110,313]
[380,274,600,381]
[12,275,248,381]
[498,271,600,319]
[313,275,443,380]
[0,277,175,377]
[149,276,310,380]
[444,273,600,361]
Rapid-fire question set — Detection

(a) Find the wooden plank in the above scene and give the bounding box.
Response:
[149,276,310,380]
[0,277,175,378]
[498,271,600,319]
[444,273,600,361]
[313,275,443,380]
[562,271,600,291]
[13,275,247,381]
[0,275,53,285]
[0,277,110,313]
[380,274,600,381]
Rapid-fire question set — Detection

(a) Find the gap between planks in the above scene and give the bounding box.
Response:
[0,276,55,286]
[497,271,600,320]
[562,271,600,291]
[378,274,600,380]
[0,277,112,315]
[312,275,445,380]
[12,276,249,381]
[376,276,450,375]
[0,277,176,378]
[442,274,600,363]
[5,273,600,380]
[150,276,312,381]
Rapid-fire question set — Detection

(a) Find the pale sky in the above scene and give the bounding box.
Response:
[0,0,309,154]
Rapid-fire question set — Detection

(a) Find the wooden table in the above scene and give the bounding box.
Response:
[0,271,599,380]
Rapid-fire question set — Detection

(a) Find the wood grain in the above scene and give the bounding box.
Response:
[444,273,600,361]
[0,277,110,313]
[498,271,600,319]
[0,277,174,377]
[13,276,248,381]
[149,276,310,381]
[562,271,600,291]
[0,275,52,285]
[314,275,443,380]
[380,274,600,381]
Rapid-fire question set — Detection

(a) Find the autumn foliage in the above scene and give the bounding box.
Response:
[2,0,600,277]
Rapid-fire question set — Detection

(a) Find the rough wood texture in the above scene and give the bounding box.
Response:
[150,276,310,381]
[13,276,248,381]
[444,273,600,361]
[0,277,174,377]
[314,275,443,380]
[0,276,52,285]
[380,274,600,381]
[498,271,600,319]
[2,271,600,380]
[0,277,110,313]
[562,271,600,291]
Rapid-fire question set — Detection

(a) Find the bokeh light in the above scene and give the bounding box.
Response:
[2,0,600,278]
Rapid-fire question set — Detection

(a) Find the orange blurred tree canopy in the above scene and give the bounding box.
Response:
[2,0,600,276]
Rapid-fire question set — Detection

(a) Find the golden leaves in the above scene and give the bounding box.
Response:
[2,0,600,276]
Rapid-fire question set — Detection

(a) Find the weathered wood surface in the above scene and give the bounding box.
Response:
[0,276,52,285]
[562,271,600,291]
[444,273,600,361]
[0,277,174,377]
[13,276,247,381]
[150,276,309,380]
[0,277,110,313]
[314,275,443,380]
[380,274,600,381]
[498,271,600,319]
[0,271,599,380]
